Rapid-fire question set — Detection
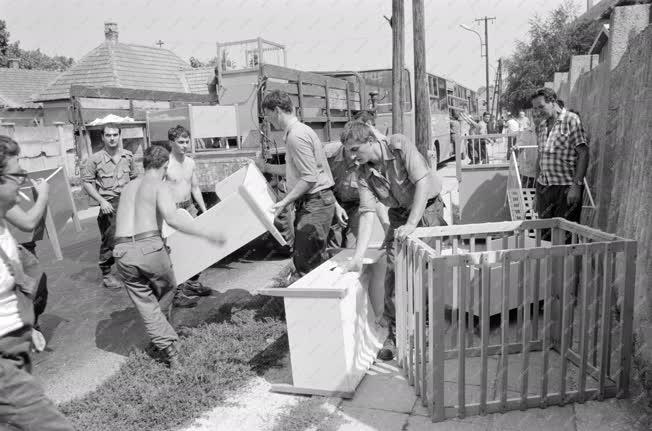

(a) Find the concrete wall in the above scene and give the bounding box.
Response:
[568,5,652,359]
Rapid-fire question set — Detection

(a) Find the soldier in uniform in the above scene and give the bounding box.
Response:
[341,122,446,361]
[82,124,137,289]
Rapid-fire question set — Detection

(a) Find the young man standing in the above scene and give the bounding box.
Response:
[113,145,224,367]
[341,123,446,361]
[0,135,74,430]
[261,90,335,276]
[162,126,211,306]
[531,88,589,227]
[82,124,137,289]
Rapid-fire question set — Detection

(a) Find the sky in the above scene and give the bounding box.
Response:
[0,0,588,91]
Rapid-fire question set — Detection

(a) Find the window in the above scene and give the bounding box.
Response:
[359,69,412,114]
[437,78,448,111]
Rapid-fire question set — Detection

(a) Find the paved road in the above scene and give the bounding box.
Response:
[31,216,289,403]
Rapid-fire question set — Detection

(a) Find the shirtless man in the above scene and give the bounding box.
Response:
[113,145,224,367]
[161,125,211,306]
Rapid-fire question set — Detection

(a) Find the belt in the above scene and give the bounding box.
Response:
[298,188,333,202]
[114,230,161,245]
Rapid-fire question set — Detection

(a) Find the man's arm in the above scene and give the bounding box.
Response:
[190,169,207,213]
[344,178,377,272]
[273,179,313,213]
[395,176,430,240]
[375,202,390,233]
[81,158,114,213]
[568,145,589,205]
[260,161,286,177]
[157,183,223,242]
[6,180,50,231]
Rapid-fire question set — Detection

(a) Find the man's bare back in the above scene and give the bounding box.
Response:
[115,176,164,237]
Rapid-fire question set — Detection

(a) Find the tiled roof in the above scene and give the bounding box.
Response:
[34,42,193,101]
[0,68,60,108]
[182,67,213,94]
[576,0,622,23]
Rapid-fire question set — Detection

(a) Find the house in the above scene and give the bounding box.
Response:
[33,22,212,126]
[0,59,60,126]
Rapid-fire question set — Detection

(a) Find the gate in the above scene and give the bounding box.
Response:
[395,218,636,422]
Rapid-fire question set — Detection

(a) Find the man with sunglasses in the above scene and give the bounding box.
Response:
[82,124,137,289]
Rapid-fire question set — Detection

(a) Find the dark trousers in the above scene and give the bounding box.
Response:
[97,197,119,275]
[177,200,200,283]
[536,183,583,242]
[384,196,447,336]
[293,189,336,276]
[114,236,179,350]
[327,201,360,249]
[0,329,73,430]
[467,139,488,164]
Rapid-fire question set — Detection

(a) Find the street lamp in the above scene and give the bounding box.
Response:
[459,24,483,57]
[460,23,490,114]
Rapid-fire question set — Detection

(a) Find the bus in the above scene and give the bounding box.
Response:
[354,68,478,164]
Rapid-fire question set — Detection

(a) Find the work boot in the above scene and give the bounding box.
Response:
[181,280,212,297]
[377,334,397,361]
[173,291,199,308]
[162,343,180,369]
[102,273,123,290]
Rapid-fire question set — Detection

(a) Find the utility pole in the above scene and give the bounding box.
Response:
[475,16,495,113]
[413,0,431,162]
[388,0,405,134]
[497,58,502,118]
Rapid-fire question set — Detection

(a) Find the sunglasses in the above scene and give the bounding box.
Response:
[2,170,28,186]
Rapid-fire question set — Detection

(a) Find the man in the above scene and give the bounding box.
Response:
[328,114,388,249]
[531,87,589,229]
[161,125,211,307]
[0,135,74,430]
[82,124,137,289]
[517,110,531,131]
[113,145,224,367]
[505,112,521,159]
[460,112,489,164]
[341,123,446,361]
[260,90,336,276]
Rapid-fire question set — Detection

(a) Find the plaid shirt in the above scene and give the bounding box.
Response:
[536,109,587,186]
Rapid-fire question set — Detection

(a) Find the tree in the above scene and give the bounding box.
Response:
[0,19,74,71]
[502,1,601,113]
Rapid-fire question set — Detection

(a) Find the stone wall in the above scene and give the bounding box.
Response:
[569,16,652,359]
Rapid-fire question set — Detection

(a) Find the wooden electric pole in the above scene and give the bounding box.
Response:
[475,16,495,113]
[412,0,431,162]
[389,0,405,134]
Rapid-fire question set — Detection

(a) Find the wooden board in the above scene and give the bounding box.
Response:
[259,248,386,396]
[162,163,286,284]
[459,165,510,224]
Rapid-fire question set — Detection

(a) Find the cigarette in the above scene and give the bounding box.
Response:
[19,191,31,201]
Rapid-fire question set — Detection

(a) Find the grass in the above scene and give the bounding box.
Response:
[59,307,286,431]
[269,397,345,431]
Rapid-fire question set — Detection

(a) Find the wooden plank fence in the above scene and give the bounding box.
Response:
[395,218,636,422]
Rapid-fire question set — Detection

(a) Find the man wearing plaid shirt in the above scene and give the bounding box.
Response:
[531,88,589,224]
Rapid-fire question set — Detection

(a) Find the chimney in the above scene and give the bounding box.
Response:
[104,22,118,44]
[8,58,19,69]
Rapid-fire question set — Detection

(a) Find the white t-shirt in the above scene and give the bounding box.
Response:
[0,222,25,337]
[506,118,520,133]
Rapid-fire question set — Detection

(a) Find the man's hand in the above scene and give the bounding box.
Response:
[30,179,49,200]
[567,184,582,206]
[205,228,226,246]
[395,223,417,241]
[271,199,289,216]
[341,257,363,273]
[335,203,349,228]
[99,198,114,215]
